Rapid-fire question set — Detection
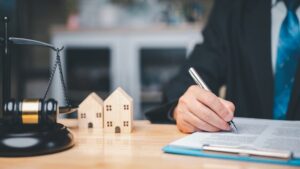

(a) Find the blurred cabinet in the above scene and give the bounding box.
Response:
[140,48,186,113]
[50,26,202,119]
[66,48,111,105]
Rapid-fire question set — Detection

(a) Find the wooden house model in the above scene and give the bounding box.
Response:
[104,87,133,133]
[78,92,104,129]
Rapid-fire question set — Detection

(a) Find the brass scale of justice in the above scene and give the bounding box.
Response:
[0,17,77,156]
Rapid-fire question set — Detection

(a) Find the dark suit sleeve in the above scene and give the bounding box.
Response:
[145,0,233,123]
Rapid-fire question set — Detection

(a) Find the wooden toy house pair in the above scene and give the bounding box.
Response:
[78,87,133,133]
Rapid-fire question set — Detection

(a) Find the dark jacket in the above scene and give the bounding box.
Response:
[145,0,300,123]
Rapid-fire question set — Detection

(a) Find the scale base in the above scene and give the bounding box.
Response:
[0,123,74,157]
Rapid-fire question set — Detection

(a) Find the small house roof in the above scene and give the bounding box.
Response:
[104,87,133,103]
[79,92,103,107]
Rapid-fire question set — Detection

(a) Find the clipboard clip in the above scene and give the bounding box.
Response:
[202,144,293,160]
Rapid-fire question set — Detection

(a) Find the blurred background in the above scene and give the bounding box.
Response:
[0,0,214,119]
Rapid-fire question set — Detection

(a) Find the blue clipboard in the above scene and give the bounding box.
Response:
[162,145,300,166]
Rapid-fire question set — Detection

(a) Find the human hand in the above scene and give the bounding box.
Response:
[173,85,235,133]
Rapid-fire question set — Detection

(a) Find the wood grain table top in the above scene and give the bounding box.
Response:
[0,120,296,169]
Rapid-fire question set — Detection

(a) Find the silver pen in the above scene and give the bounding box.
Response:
[188,67,238,133]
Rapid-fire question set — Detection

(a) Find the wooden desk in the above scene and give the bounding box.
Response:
[0,120,296,169]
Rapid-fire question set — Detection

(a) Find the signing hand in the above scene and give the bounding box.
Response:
[173,85,235,133]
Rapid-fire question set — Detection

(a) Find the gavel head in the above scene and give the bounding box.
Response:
[3,98,57,127]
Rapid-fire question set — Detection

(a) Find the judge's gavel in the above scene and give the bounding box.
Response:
[2,99,77,127]
[3,99,58,126]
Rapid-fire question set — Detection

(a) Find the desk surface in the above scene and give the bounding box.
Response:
[0,120,297,169]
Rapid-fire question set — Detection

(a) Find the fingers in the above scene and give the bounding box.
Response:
[174,85,236,133]
[176,118,198,133]
[185,110,221,132]
[187,98,230,131]
[189,85,234,122]
[174,105,197,133]
[175,106,220,133]
[219,98,235,113]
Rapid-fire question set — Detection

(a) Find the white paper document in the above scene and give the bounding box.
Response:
[170,118,300,158]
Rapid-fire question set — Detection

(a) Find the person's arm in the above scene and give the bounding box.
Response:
[146,0,236,131]
[169,0,236,133]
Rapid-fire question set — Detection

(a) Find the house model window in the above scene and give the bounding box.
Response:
[106,105,112,111]
[123,105,129,110]
[80,113,86,119]
[123,121,129,127]
[96,113,101,118]
[107,121,113,127]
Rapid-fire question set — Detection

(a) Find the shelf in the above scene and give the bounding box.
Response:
[50,27,202,119]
